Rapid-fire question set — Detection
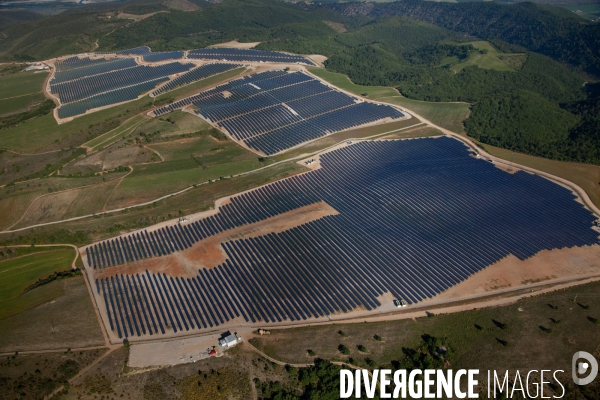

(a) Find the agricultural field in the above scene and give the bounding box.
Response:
[0,349,108,399]
[562,4,600,20]
[12,180,121,229]
[106,131,268,208]
[0,172,128,231]
[0,96,152,153]
[0,246,75,320]
[0,70,48,116]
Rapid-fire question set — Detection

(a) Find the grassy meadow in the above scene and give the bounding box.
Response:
[0,247,75,320]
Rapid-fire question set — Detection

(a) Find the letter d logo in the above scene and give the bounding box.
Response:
[572,351,598,385]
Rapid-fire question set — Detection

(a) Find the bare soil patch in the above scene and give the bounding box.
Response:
[208,41,260,49]
[322,20,347,32]
[117,11,169,21]
[93,201,338,279]
[435,244,600,300]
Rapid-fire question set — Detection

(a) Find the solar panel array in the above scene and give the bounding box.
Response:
[54,56,120,73]
[188,48,315,65]
[191,70,403,154]
[152,70,289,115]
[51,62,194,104]
[52,58,137,83]
[89,137,600,338]
[151,63,242,96]
[143,51,184,62]
[114,46,152,55]
[57,79,167,119]
[52,59,194,118]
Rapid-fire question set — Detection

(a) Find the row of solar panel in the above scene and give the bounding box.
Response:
[54,56,118,72]
[187,71,404,153]
[57,79,165,118]
[152,70,290,116]
[52,58,138,84]
[151,63,241,96]
[143,51,184,63]
[51,62,194,104]
[188,48,315,65]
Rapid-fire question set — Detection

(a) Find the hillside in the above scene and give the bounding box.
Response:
[328,0,600,75]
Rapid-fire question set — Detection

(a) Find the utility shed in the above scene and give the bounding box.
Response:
[219,332,242,348]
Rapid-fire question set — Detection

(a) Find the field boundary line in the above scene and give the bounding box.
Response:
[0,345,107,357]
[102,166,133,211]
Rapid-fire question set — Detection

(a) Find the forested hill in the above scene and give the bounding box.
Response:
[327,0,600,75]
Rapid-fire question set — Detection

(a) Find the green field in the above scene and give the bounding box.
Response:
[0,71,47,100]
[0,247,75,320]
[309,68,471,133]
[449,41,524,72]
[0,96,151,153]
[83,114,149,152]
[562,4,600,20]
[107,133,267,208]
[307,67,398,98]
[0,70,48,116]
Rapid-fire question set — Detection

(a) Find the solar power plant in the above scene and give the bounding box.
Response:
[87,137,600,338]
[188,48,316,65]
[52,59,195,118]
[151,63,242,96]
[183,70,404,154]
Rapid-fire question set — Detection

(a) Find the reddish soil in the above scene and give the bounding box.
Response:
[92,201,338,279]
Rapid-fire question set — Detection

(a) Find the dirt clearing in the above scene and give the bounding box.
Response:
[434,244,600,300]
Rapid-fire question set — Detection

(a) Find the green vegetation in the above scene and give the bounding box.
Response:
[561,4,600,21]
[0,99,55,131]
[0,70,47,101]
[0,247,75,319]
[83,114,149,152]
[309,68,469,133]
[0,96,152,153]
[344,0,600,74]
[466,90,580,157]
[450,41,524,72]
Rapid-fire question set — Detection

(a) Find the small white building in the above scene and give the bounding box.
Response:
[218,332,242,348]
